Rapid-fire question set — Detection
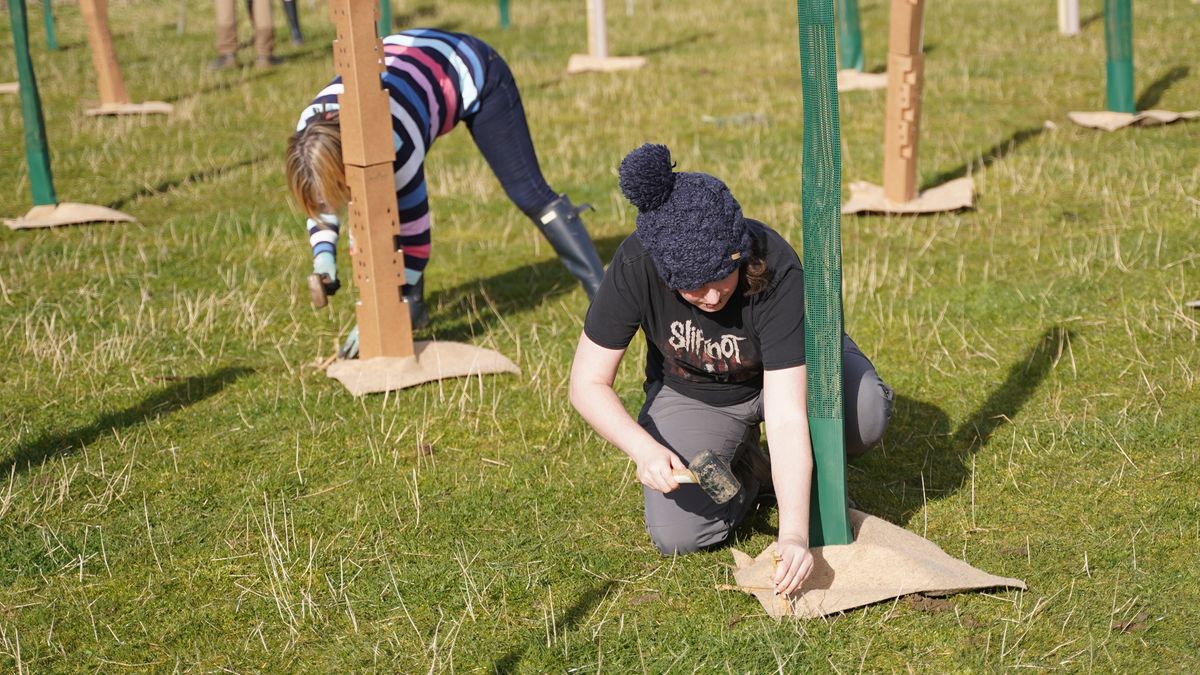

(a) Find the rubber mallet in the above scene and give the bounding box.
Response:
[671,450,742,504]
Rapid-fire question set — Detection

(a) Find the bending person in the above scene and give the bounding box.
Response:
[286,28,605,357]
[569,144,892,596]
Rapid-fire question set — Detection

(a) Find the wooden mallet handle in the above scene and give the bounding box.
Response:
[672,468,699,484]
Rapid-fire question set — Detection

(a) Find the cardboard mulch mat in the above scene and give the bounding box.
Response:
[838,69,888,92]
[1067,109,1199,132]
[725,509,1026,619]
[842,177,975,215]
[5,203,136,230]
[326,341,519,395]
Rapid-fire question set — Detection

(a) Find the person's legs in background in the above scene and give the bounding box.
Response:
[250,0,277,67]
[282,0,303,45]
[210,0,239,69]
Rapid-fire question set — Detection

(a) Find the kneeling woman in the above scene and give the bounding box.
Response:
[569,144,892,595]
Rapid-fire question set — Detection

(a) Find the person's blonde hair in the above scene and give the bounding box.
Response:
[285,115,351,221]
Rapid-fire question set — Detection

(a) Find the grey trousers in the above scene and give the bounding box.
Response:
[637,335,892,555]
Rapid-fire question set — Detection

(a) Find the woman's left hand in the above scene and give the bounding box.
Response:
[773,535,814,596]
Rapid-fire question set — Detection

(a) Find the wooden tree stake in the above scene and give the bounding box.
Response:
[79,0,172,115]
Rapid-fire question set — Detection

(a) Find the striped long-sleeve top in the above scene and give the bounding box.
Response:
[296,28,491,286]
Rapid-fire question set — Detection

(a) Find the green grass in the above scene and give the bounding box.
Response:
[2,0,1199,670]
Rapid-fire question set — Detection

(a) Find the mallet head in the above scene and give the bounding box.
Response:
[689,450,741,504]
[307,272,340,309]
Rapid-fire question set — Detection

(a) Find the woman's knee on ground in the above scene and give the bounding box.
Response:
[843,341,894,460]
[646,521,732,556]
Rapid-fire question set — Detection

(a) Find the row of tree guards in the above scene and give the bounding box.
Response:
[3,0,164,230]
[1,0,1194,554]
[4,1,1194,225]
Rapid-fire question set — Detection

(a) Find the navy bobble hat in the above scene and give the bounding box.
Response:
[618,143,752,290]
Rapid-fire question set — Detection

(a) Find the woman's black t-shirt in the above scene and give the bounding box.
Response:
[584,220,805,406]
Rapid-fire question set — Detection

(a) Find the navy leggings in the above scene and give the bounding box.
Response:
[464,49,558,218]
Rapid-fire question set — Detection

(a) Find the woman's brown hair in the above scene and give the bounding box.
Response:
[742,237,771,296]
[285,115,351,221]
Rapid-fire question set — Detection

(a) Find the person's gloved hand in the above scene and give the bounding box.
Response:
[313,251,339,295]
[338,324,359,359]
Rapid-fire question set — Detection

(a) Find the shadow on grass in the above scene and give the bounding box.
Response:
[504,32,714,93]
[275,43,337,66]
[922,125,1045,190]
[41,40,87,52]
[2,366,253,476]
[382,5,461,34]
[424,234,625,343]
[522,76,565,93]
[1080,12,1103,30]
[1137,65,1190,111]
[639,31,715,57]
[492,581,614,673]
[162,66,278,104]
[393,3,439,28]
[859,326,1068,525]
[106,155,267,210]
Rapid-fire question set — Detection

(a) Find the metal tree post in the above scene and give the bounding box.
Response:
[11,0,58,206]
[1104,0,1134,113]
[836,0,863,72]
[797,0,852,546]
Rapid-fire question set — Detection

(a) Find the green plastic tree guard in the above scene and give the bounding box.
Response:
[836,0,863,72]
[11,0,58,206]
[378,0,392,36]
[1104,0,1134,113]
[499,0,510,29]
[796,0,852,546]
[42,0,59,51]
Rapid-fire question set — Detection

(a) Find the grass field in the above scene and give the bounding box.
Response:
[2,0,1199,670]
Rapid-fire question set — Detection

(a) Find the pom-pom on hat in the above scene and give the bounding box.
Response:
[618,143,752,290]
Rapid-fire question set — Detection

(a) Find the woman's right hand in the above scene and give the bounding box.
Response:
[633,445,687,493]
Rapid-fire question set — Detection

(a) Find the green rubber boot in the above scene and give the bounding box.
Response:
[534,195,605,300]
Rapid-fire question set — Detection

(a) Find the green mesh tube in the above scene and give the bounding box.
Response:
[836,0,864,72]
[42,0,59,51]
[378,0,392,37]
[1104,0,1134,113]
[797,0,852,546]
[11,0,58,206]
